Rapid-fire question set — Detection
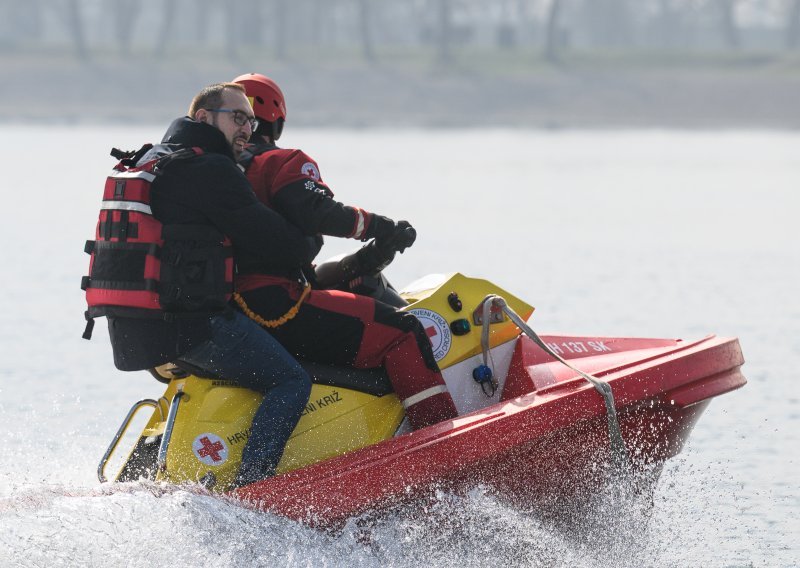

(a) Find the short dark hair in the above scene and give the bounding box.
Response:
[188,82,246,118]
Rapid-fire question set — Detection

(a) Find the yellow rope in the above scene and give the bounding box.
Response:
[233,284,312,329]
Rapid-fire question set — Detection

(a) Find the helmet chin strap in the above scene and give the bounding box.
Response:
[254,119,283,143]
[272,118,284,142]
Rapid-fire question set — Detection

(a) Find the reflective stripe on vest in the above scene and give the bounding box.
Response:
[111,169,157,182]
[100,201,152,215]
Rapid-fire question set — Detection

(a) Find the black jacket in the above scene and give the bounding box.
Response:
[107,117,312,371]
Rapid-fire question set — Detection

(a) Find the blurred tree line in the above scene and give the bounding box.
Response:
[2,0,800,65]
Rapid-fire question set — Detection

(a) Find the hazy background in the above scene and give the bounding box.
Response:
[1,0,800,128]
[1,3,799,567]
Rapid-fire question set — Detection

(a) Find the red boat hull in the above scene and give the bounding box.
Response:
[233,334,745,528]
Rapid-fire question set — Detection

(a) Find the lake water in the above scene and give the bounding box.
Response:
[0,126,797,567]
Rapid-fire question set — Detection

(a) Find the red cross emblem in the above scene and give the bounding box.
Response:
[197,436,225,462]
[409,309,451,362]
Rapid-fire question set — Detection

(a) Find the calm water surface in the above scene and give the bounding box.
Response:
[0,126,797,567]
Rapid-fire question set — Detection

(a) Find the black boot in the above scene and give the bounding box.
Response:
[230,462,274,490]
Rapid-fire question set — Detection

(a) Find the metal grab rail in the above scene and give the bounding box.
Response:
[157,388,186,474]
[478,295,631,476]
[97,399,162,483]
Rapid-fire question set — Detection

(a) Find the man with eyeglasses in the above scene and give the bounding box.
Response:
[228,73,459,430]
[104,82,313,488]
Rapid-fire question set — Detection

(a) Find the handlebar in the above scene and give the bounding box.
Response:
[376,226,416,255]
[314,225,416,290]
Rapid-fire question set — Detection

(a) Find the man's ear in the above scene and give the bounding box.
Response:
[193,109,209,124]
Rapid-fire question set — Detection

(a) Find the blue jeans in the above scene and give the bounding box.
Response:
[178,311,311,484]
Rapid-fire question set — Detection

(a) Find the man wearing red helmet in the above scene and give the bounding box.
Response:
[230,72,458,430]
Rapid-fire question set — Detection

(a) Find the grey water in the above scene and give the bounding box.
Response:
[0,126,797,567]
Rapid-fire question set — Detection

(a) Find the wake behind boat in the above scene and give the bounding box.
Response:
[98,268,745,528]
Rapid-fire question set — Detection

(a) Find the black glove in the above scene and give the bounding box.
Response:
[375,220,416,254]
[368,215,397,241]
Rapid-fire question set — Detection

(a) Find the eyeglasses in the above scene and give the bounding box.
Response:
[203,108,259,131]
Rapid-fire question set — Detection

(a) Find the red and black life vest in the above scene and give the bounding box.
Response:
[81,145,234,339]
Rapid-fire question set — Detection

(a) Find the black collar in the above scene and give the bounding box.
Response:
[160,117,236,160]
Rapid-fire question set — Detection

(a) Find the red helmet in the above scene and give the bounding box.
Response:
[233,73,287,123]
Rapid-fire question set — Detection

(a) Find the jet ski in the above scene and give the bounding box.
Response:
[98,241,746,529]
